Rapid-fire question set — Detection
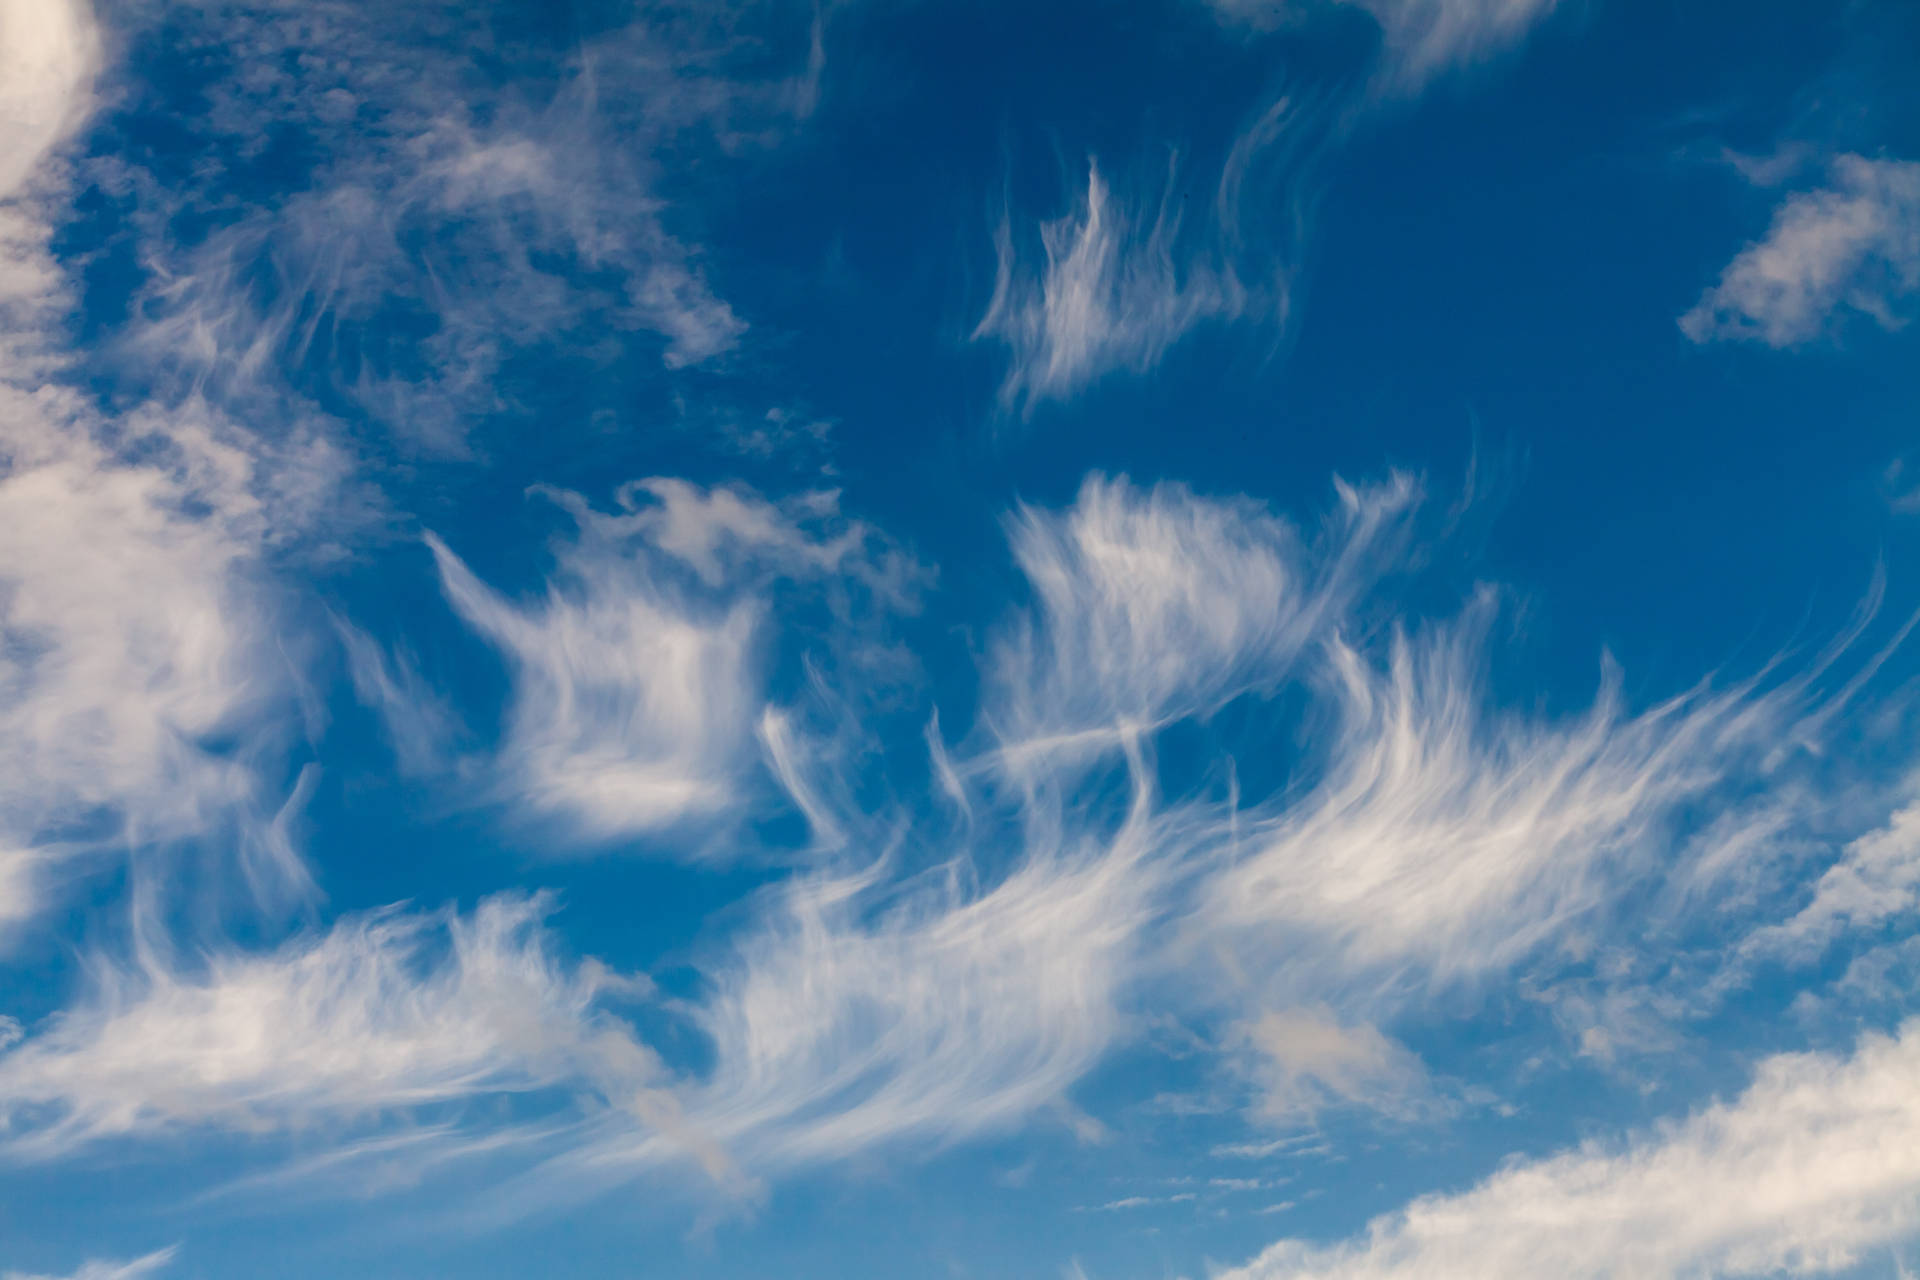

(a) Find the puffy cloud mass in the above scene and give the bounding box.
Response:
[1221,1021,1920,1280]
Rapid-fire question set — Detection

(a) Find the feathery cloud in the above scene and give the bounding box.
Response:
[667,748,1173,1170]
[1199,592,1806,999]
[975,163,1244,410]
[430,479,914,847]
[2,1248,178,1280]
[0,0,98,202]
[0,38,314,932]
[0,895,677,1159]
[989,471,1415,762]
[980,0,1560,408]
[83,1,824,453]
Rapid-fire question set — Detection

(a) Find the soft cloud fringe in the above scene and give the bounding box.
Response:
[682,797,1161,1166]
[570,473,1868,1182]
[1357,0,1561,93]
[1681,155,1920,348]
[1204,0,1560,94]
[430,479,912,846]
[990,471,1416,762]
[1201,592,1804,999]
[127,121,738,453]
[0,895,675,1158]
[86,0,826,453]
[335,617,462,778]
[1238,1007,1437,1124]
[1218,1021,1920,1280]
[0,0,99,202]
[2,1248,177,1280]
[0,39,310,932]
[1740,789,1920,968]
[0,391,307,928]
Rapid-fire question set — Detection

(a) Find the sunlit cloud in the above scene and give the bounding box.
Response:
[429,479,917,848]
[0,894,684,1160]
[2,1248,178,1280]
[1682,155,1920,348]
[1220,1021,1920,1280]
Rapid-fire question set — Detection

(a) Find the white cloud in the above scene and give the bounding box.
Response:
[429,528,756,844]
[1204,0,1560,93]
[1219,1021,1920,1280]
[989,471,1416,764]
[564,476,1418,1178]
[0,87,312,931]
[0,391,307,928]
[2,1248,178,1280]
[1199,592,1802,997]
[430,479,912,847]
[1357,0,1561,93]
[335,617,462,777]
[979,0,1552,404]
[0,0,98,201]
[1742,787,1920,966]
[1238,1007,1436,1124]
[89,2,822,453]
[0,895,685,1160]
[682,787,1164,1167]
[1682,155,1920,347]
[974,163,1243,410]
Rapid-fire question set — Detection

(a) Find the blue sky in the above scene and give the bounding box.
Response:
[3,0,1920,1277]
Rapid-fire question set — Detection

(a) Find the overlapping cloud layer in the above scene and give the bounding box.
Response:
[3,0,1920,1277]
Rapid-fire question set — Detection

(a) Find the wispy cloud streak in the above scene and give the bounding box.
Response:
[0,895,678,1159]
[2,1248,178,1280]
[979,0,1561,408]
[1201,593,1807,998]
[429,479,915,847]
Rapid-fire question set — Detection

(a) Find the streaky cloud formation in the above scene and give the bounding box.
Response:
[428,479,916,847]
[2,0,1919,1274]
[1220,1021,1920,1280]
[974,92,1339,412]
[98,0,816,452]
[0,12,317,934]
[1682,155,1920,348]
[0,0,97,202]
[672,749,1170,1169]
[1740,789,1920,969]
[990,471,1415,757]
[0,894,679,1159]
[975,163,1245,411]
[1199,592,1813,999]
[0,385,308,930]
[553,472,1409,1182]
